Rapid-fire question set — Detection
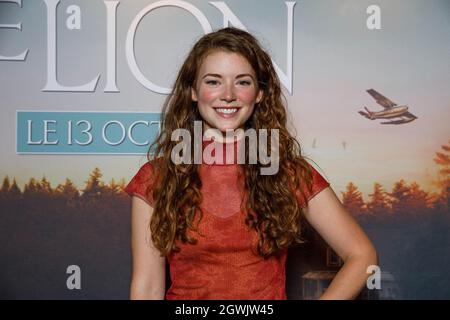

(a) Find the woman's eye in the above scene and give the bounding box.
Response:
[238,80,252,86]
[206,80,219,85]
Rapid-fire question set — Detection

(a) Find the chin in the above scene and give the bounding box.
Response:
[217,124,242,133]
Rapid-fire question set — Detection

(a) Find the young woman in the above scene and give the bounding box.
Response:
[125,27,377,300]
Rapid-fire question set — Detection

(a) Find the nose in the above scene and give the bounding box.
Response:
[221,82,236,102]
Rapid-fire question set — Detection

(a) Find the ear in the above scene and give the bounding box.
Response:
[256,89,263,104]
[191,86,198,102]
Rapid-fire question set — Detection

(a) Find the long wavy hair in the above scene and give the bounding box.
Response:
[146,27,314,258]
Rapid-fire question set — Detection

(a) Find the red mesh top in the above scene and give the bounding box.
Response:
[125,138,330,300]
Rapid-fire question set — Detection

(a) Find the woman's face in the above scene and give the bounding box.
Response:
[191,50,263,136]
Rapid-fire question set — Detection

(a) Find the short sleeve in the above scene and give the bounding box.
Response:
[295,163,330,209]
[124,162,157,207]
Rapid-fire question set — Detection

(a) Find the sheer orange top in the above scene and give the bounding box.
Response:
[125,138,330,300]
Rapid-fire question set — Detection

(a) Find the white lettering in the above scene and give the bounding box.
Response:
[27,120,42,145]
[128,120,149,146]
[104,1,119,92]
[366,5,381,30]
[42,0,100,92]
[102,120,126,145]
[43,120,58,145]
[367,265,381,289]
[0,0,29,61]
[75,120,93,146]
[126,0,212,94]
[66,265,81,290]
[66,5,81,30]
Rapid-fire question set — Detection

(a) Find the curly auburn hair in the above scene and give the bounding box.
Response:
[146,27,314,258]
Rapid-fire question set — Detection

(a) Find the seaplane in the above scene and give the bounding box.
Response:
[358,89,417,125]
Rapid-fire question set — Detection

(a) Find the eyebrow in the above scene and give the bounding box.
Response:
[201,73,255,80]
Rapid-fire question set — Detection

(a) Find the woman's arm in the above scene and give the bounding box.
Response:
[302,187,378,300]
[130,196,166,300]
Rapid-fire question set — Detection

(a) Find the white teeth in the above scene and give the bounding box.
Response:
[216,108,238,114]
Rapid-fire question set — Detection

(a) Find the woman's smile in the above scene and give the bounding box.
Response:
[214,107,241,118]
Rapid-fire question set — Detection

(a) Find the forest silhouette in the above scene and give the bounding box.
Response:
[0,140,448,299]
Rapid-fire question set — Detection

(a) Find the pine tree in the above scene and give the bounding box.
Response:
[40,176,53,194]
[118,178,126,190]
[83,168,104,194]
[9,178,22,199]
[341,182,366,215]
[408,182,431,213]
[31,176,52,202]
[56,178,79,196]
[115,177,129,201]
[82,168,105,205]
[1,176,11,192]
[367,182,391,215]
[433,139,450,210]
[109,178,120,194]
[23,177,38,198]
[389,179,412,214]
[0,176,11,200]
[56,178,80,206]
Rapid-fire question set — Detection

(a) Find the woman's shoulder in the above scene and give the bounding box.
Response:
[293,158,330,209]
